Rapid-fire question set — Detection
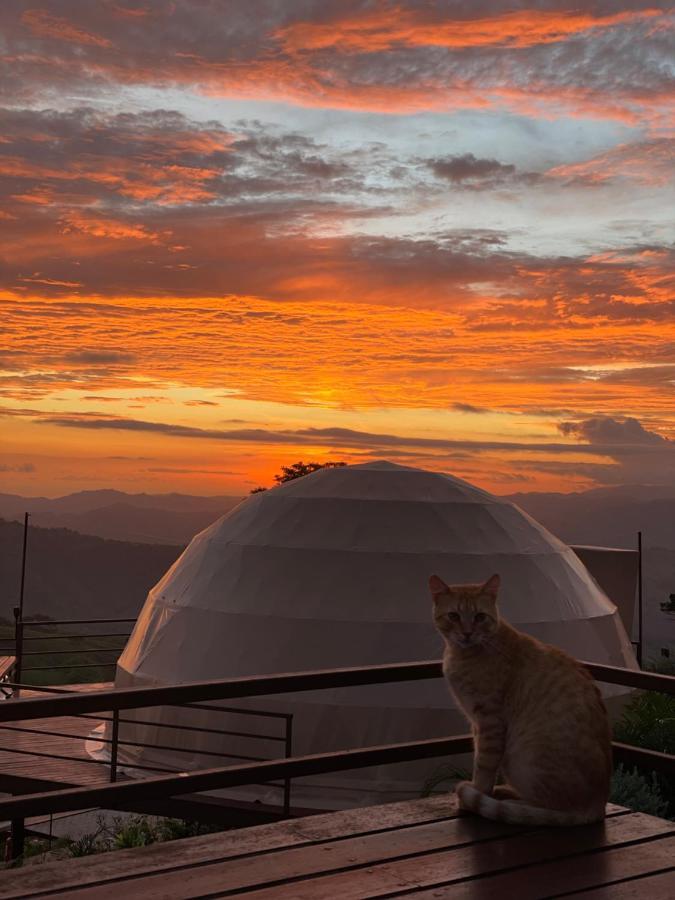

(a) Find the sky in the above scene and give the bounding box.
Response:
[1,0,674,497]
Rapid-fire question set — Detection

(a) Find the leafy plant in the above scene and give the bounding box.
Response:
[610,765,669,817]
[612,659,675,819]
[111,816,158,850]
[60,814,226,861]
[68,832,107,857]
[613,690,675,756]
[421,763,470,797]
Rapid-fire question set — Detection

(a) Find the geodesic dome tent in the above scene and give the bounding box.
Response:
[112,461,636,808]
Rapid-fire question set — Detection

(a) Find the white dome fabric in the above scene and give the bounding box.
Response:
[114,461,636,808]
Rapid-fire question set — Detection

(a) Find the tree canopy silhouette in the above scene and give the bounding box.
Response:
[250,460,346,493]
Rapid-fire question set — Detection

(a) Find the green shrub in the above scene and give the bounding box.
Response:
[612,662,675,819]
[614,691,675,756]
[62,815,226,859]
[610,765,669,817]
[112,817,157,850]
[421,764,470,797]
[68,832,107,857]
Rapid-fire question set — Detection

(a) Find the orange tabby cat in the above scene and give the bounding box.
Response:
[430,573,612,826]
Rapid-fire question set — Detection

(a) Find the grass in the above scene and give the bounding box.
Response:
[0,621,127,686]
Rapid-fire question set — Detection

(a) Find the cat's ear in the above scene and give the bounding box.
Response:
[481,573,500,599]
[429,575,448,598]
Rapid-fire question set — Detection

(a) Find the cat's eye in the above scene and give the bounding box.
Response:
[446,612,460,622]
[474,612,487,623]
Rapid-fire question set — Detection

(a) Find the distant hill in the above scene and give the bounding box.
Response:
[0,490,243,545]
[505,484,675,551]
[1,483,673,660]
[505,486,675,658]
[0,518,180,622]
[4,484,675,551]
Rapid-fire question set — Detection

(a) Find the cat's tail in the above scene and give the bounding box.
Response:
[456,782,605,827]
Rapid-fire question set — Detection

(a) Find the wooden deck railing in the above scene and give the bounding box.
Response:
[1,659,673,724]
[0,617,136,685]
[0,659,673,858]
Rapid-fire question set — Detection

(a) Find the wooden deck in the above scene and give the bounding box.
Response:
[1,796,673,899]
[0,685,112,792]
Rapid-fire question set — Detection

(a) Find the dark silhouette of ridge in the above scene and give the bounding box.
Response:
[0,518,180,622]
[0,490,242,545]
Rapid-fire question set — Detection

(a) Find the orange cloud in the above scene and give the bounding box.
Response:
[277,7,662,52]
[548,138,675,185]
[22,8,113,48]
[3,3,672,124]
[59,211,166,243]
[2,283,673,414]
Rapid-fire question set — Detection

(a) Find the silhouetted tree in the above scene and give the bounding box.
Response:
[249,460,346,493]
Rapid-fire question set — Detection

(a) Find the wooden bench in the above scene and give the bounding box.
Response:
[1,796,673,898]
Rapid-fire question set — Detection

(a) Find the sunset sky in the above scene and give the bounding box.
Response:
[1,1,674,497]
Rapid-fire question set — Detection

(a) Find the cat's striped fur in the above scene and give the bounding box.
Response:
[430,573,612,826]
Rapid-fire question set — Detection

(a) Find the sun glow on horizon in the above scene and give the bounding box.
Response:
[1,2,674,496]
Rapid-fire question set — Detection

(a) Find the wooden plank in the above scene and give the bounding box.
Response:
[405,834,675,899]
[11,815,517,900]
[27,807,635,900]
[0,714,110,790]
[214,812,674,900]
[565,868,675,899]
[0,795,460,898]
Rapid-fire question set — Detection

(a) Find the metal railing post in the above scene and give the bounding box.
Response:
[637,530,643,668]
[10,815,25,863]
[12,609,23,698]
[110,709,120,782]
[283,714,293,817]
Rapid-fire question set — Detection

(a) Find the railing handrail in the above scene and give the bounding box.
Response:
[0,659,673,724]
[0,735,475,820]
[0,734,672,823]
[0,660,443,721]
[19,618,136,627]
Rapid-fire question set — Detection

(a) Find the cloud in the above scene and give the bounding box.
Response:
[547,139,675,187]
[554,415,675,485]
[17,402,675,488]
[425,154,517,186]
[276,7,662,53]
[64,350,137,365]
[22,8,113,48]
[40,416,302,444]
[559,415,670,445]
[2,3,670,123]
[146,466,240,475]
[451,403,490,414]
[0,462,36,473]
[28,413,654,457]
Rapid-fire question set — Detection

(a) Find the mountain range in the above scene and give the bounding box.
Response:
[2,484,673,551]
[0,517,179,624]
[1,484,673,657]
[506,484,675,552]
[0,490,242,545]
